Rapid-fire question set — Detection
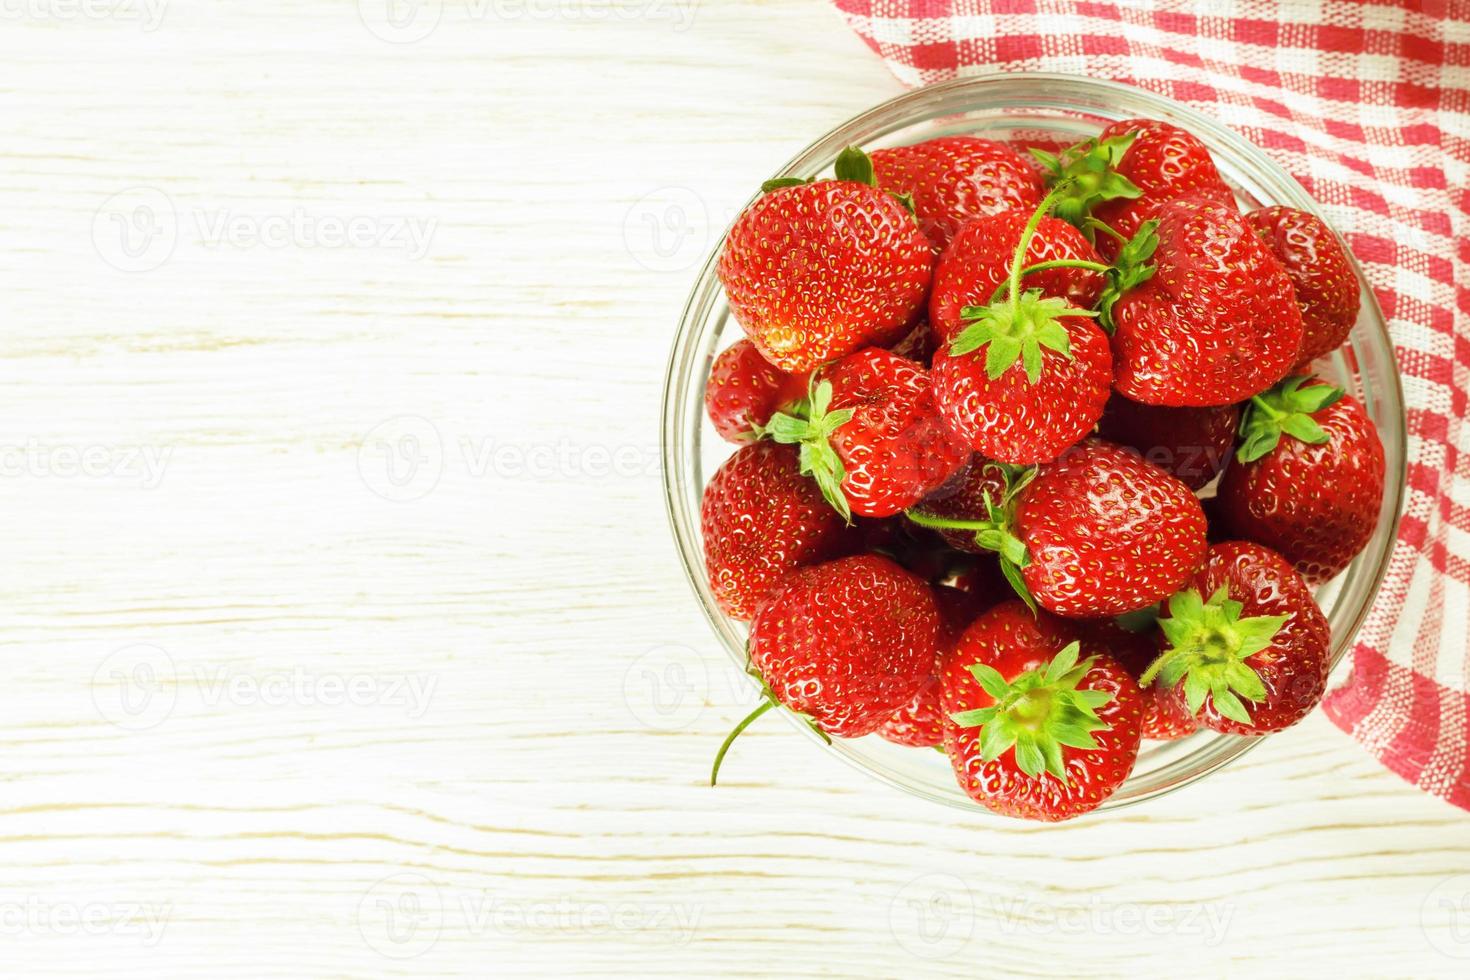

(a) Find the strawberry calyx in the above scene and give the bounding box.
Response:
[1236,375,1345,463]
[1094,219,1159,334]
[759,146,917,215]
[949,641,1115,785]
[1139,587,1288,726]
[754,377,856,522]
[905,463,1038,613]
[949,182,1099,384]
[1030,131,1144,229]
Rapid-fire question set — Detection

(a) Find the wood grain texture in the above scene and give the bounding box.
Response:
[0,0,1466,976]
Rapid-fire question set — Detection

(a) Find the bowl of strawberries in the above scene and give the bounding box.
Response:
[662,73,1406,821]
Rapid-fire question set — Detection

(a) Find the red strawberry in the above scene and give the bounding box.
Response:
[759,348,970,520]
[876,584,994,749]
[929,209,1105,345]
[700,442,849,620]
[929,195,1113,464]
[941,601,1143,821]
[1035,118,1236,258]
[1107,198,1305,406]
[718,148,933,373]
[1016,441,1209,617]
[907,440,1208,617]
[1081,617,1199,741]
[1142,541,1331,735]
[1216,376,1385,583]
[709,554,941,784]
[1097,395,1241,490]
[1245,206,1360,367]
[872,136,1044,251]
[704,339,809,443]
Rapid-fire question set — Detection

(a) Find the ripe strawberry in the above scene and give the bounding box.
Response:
[1081,617,1199,741]
[1016,441,1209,617]
[872,136,1044,251]
[1245,206,1360,367]
[710,554,941,783]
[929,209,1105,345]
[1035,118,1236,258]
[1142,541,1331,735]
[941,601,1143,821]
[876,584,994,749]
[1097,395,1241,490]
[1216,376,1385,583]
[700,442,849,620]
[704,339,809,443]
[759,348,969,520]
[930,195,1112,464]
[1106,197,1305,406]
[908,441,1208,617]
[718,148,933,373]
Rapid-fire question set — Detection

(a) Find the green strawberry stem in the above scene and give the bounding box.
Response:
[1236,375,1346,463]
[754,376,856,522]
[904,464,1039,614]
[709,699,775,786]
[948,182,1100,385]
[985,258,1112,305]
[948,642,1114,785]
[1138,587,1289,726]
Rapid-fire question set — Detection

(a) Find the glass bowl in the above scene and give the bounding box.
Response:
[660,73,1407,813]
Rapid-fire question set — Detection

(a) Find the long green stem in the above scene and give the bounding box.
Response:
[1005,182,1074,315]
[985,258,1112,305]
[905,508,994,532]
[709,699,775,787]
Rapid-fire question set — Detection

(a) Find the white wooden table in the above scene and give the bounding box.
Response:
[1,1,1467,975]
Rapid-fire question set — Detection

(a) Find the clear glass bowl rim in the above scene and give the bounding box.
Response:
[660,72,1408,814]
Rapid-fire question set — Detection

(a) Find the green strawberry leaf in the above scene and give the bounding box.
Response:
[1034,132,1144,229]
[1236,375,1346,463]
[1096,219,1160,335]
[833,145,877,186]
[760,176,811,193]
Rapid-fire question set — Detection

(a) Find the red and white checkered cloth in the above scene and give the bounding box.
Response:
[830,0,1470,809]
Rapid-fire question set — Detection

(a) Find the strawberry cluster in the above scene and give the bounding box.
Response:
[698,122,1386,821]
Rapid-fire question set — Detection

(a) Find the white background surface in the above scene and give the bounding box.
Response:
[2,0,1468,975]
